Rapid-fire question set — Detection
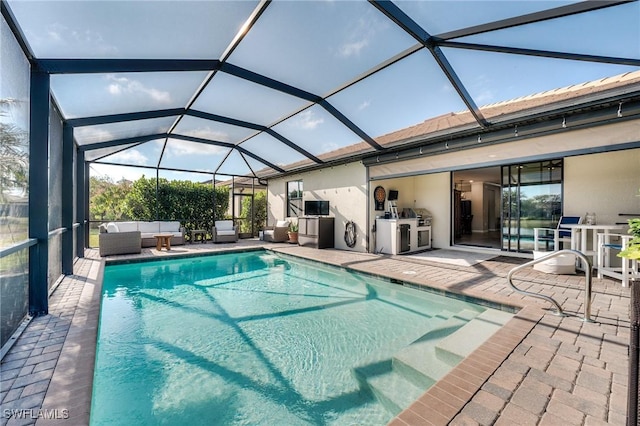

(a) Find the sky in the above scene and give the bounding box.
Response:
[4,0,640,182]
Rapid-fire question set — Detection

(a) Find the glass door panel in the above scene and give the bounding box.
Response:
[502,160,563,252]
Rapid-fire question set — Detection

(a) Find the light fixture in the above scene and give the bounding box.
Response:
[455,180,472,192]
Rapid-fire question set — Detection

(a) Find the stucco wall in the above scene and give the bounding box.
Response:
[368,120,640,180]
[268,148,640,254]
[267,162,368,252]
[412,173,451,248]
[368,173,451,249]
[564,149,640,225]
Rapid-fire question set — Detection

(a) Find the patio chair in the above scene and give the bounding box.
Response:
[263,220,290,243]
[533,216,582,251]
[597,233,639,287]
[212,220,238,243]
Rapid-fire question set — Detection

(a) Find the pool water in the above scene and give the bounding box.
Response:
[91,251,510,425]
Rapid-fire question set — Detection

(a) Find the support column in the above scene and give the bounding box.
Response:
[62,123,74,274]
[76,149,86,258]
[28,68,49,316]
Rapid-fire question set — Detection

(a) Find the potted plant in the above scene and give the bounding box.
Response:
[288,222,299,244]
[619,217,640,261]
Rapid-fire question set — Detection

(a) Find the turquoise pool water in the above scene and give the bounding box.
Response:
[91,251,506,425]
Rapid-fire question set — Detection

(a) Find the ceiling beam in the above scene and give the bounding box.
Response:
[167,1,272,140]
[221,62,320,103]
[438,41,640,67]
[78,134,166,151]
[184,110,323,163]
[186,110,264,131]
[319,101,383,150]
[436,1,634,41]
[430,46,489,128]
[369,0,489,128]
[221,63,383,150]
[37,59,220,74]
[67,108,185,127]
[1,1,35,60]
[367,0,429,43]
[263,129,323,164]
[169,134,235,149]
[170,134,285,173]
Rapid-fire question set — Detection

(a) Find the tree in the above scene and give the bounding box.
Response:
[0,99,28,202]
[89,175,230,233]
[239,190,266,235]
[89,176,131,221]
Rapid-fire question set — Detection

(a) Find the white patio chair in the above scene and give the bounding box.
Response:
[597,233,639,287]
[533,216,582,251]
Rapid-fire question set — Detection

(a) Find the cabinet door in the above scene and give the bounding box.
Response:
[306,218,318,236]
[298,218,308,234]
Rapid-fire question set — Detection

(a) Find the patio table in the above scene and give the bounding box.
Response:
[154,233,174,251]
[563,223,626,269]
[189,229,207,244]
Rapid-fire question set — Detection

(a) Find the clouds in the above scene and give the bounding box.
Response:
[34,22,118,56]
[165,140,226,157]
[181,127,232,144]
[337,13,386,58]
[106,76,172,104]
[339,39,369,57]
[109,149,149,166]
[292,110,324,130]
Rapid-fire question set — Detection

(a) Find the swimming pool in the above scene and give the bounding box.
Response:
[91,250,512,425]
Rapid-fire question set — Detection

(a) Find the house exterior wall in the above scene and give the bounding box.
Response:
[564,150,640,224]
[268,121,640,253]
[368,119,640,180]
[267,162,368,252]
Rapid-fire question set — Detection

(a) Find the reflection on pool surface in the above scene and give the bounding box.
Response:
[91,250,512,425]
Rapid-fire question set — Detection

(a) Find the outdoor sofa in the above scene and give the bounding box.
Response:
[99,221,185,256]
[98,230,142,257]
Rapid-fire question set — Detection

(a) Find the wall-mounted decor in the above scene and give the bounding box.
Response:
[374,186,386,211]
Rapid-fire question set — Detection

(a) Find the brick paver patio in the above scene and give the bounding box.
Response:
[0,241,632,425]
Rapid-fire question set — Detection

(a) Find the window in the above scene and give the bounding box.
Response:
[287,180,303,217]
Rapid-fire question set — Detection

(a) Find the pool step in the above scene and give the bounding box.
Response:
[353,308,514,417]
[435,309,514,365]
[392,310,477,387]
[352,360,427,416]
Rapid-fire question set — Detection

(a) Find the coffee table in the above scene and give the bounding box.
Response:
[154,233,174,251]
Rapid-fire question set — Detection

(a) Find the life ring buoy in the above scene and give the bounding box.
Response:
[344,221,357,248]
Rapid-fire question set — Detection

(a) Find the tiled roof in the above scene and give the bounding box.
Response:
[273,70,640,175]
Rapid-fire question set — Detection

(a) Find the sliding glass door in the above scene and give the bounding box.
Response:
[502,160,563,252]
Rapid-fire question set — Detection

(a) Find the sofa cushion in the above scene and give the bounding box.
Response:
[138,222,160,233]
[117,221,139,232]
[217,230,236,236]
[215,220,234,231]
[142,231,182,238]
[160,221,181,232]
[106,222,119,233]
[275,220,290,228]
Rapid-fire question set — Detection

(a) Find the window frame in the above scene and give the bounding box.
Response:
[286,180,303,218]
